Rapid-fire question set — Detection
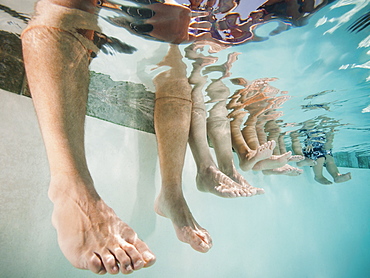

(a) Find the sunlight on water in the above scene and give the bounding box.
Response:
[322,0,369,34]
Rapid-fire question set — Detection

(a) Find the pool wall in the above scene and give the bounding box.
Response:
[1,89,369,278]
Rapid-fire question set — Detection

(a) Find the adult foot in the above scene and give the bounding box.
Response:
[288,155,305,162]
[253,151,292,171]
[238,140,276,171]
[334,172,352,183]
[197,165,259,197]
[154,191,212,253]
[314,176,333,184]
[49,176,156,275]
[226,166,265,195]
[262,164,303,176]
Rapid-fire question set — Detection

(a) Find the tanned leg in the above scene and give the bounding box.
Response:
[22,0,155,274]
[154,44,212,253]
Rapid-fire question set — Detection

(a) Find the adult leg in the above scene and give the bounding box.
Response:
[277,132,304,162]
[206,97,264,195]
[201,51,264,194]
[186,53,256,197]
[264,119,281,155]
[228,104,275,171]
[251,119,292,171]
[154,44,212,253]
[22,0,155,274]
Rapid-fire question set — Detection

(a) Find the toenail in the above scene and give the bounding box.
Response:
[134,260,144,269]
[125,264,133,272]
[143,251,155,261]
[112,265,119,272]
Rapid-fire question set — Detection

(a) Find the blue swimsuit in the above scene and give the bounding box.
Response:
[301,130,333,161]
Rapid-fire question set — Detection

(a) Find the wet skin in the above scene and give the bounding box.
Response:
[22,0,156,274]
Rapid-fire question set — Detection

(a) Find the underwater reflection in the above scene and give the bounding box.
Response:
[1,0,368,275]
[97,0,332,46]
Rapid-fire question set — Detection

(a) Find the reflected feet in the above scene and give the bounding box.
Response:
[49,176,155,275]
[262,164,303,176]
[238,140,276,171]
[314,176,333,185]
[334,172,352,183]
[197,165,263,197]
[253,151,293,171]
[155,191,212,253]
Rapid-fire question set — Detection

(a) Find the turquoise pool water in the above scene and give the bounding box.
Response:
[90,0,370,156]
[1,91,370,277]
[0,0,369,277]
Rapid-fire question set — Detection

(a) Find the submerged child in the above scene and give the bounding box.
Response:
[301,128,351,185]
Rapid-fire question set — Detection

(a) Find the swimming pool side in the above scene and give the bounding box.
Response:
[1,30,368,169]
[1,89,369,278]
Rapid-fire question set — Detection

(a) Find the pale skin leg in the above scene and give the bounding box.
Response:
[252,120,294,171]
[197,51,264,195]
[264,119,281,155]
[227,78,278,171]
[278,133,286,155]
[262,164,303,176]
[21,0,155,274]
[229,78,299,171]
[207,109,264,195]
[203,56,252,175]
[313,157,333,184]
[325,155,352,183]
[256,113,302,166]
[323,131,351,183]
[186,54,257,197]
[256,114,270,147]
[278,133,304,162]
[290,131,316,167]
[324,130,334,150]
[153,44,212,253]
[229,109,275,171]
[241,105,267,151]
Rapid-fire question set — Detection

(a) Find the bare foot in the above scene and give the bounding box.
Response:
[297,157,317,167]
[154,191,212,253]
[227,166,265,195]
[334,172,352,183]
[197,165,263,197]
[238,141,276,171]
[262,164,303,176]
[49,176,156,275]
[253,151,292,171]
[314,176,333,184]
[288,155,305,162]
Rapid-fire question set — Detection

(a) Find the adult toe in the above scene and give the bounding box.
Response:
[87,253,106,274]
[100,250,119,274]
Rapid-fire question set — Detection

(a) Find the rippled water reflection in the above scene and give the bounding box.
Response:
[1,0,369,164]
